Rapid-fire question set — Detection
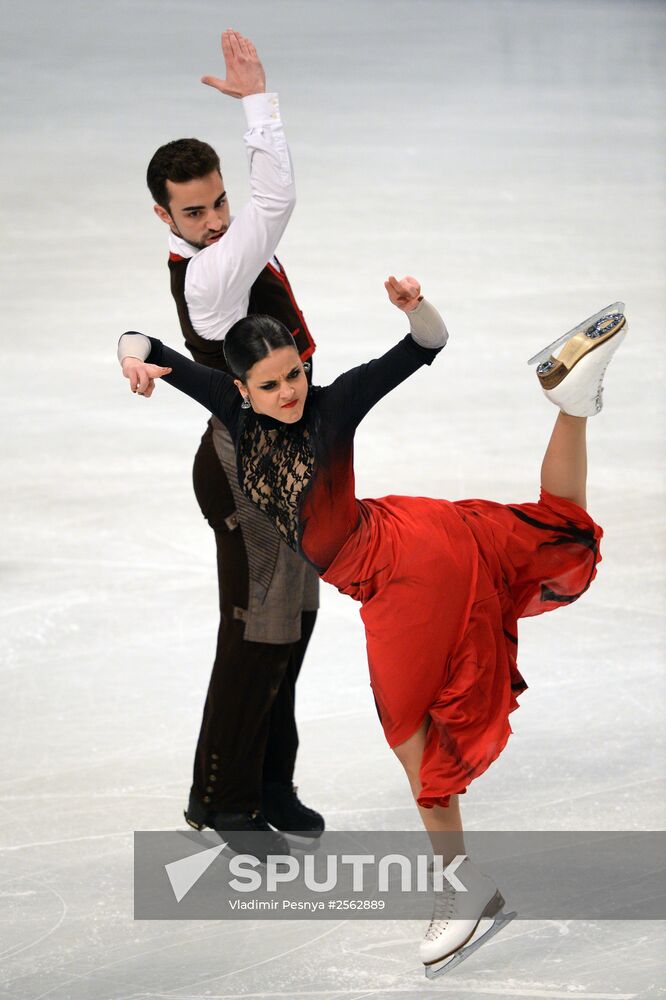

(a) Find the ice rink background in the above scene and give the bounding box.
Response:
[1,0,664,997]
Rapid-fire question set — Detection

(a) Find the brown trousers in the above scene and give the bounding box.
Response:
[191,423,317,813]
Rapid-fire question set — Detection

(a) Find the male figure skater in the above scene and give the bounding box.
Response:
[144,29,322,855]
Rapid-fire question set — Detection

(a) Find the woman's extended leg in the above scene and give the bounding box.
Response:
[540,411,588,510]
[536,303,629,510]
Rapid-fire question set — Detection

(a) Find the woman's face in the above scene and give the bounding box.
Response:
[235,346,309,423]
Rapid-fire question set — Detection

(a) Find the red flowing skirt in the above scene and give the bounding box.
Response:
[321,490,602,808]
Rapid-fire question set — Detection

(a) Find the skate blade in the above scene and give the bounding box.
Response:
[183,814,292,862]
[424,908,517,980]
[184,811,204,831]
[281,831,323,852]
[527,301,625,366]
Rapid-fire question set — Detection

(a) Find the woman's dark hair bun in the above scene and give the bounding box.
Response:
[223,315,297,381]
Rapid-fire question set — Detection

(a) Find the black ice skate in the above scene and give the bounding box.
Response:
[184,792,290,862]
[262,781,325,844]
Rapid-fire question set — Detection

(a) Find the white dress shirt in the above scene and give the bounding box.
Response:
[168,91,295,342]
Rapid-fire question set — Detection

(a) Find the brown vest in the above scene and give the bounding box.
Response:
[168,253,316,374]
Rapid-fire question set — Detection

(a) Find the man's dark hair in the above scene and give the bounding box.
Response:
[146,138,221,210]
[224,315,297,382]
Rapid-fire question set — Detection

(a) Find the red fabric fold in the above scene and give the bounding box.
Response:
[322,490,603,808]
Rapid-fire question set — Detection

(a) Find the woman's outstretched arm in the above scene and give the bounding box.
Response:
[323,277,448,428]
[117,332,241,425]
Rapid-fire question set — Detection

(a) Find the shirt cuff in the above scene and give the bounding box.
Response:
[408,298,449,350]
[242,92,281,127]
[118,332,151,365]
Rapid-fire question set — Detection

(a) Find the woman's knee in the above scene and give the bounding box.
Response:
[392,718,430,777]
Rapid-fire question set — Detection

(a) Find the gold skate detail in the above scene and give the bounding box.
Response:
[537,314,626,390]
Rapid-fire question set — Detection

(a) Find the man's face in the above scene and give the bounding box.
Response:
[154,170,231,250]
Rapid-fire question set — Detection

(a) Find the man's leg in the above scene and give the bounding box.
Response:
[262,609,317,785]
[191,422,291,813]
[260,608,324,834]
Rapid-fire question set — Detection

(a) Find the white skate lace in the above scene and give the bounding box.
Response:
[424,884,456,941]
[581,319,625,412]
[588,360,612,413]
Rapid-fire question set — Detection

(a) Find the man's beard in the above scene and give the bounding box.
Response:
[170,222,224,252]
[170,223,209,251]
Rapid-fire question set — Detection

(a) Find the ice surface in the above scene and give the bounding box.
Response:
[1,0,664,997]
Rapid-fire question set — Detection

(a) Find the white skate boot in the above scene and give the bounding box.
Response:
[421,857,515,978]
[528,302,627,416]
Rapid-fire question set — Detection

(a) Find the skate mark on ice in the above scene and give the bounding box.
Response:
[23,925,250,1000]
[0,873,67,962]
[469,775,661,824]
[299,709,368,723]
[342,935,416,961]
[346,987,639,999]
[177,986,641,999]
[29,922,348,1000]
[0,829,134,853]
[324,805,416,815]
[0,736,194,792]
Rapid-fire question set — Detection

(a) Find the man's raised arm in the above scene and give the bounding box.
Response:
[184,30,296,339]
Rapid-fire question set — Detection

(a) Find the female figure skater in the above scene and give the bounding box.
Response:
[118,278,626,974]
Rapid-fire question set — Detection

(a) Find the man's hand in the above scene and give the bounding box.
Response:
[202,29,266,99]
[122,357,172,398]
[384,275,422,313]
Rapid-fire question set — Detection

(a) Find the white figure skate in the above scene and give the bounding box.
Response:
[421,858,516,979]
[528,302,627,416]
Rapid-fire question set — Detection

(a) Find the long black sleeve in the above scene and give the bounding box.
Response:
[321,334,442,430]
[145,337,241,429]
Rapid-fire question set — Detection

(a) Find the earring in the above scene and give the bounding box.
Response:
[241,397,251,409]
[303,361,311,373]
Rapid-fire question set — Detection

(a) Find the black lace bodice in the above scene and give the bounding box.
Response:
[237,416,315,549]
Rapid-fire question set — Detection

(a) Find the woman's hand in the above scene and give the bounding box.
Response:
[122,357,172,398]
[384,275,422,312]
